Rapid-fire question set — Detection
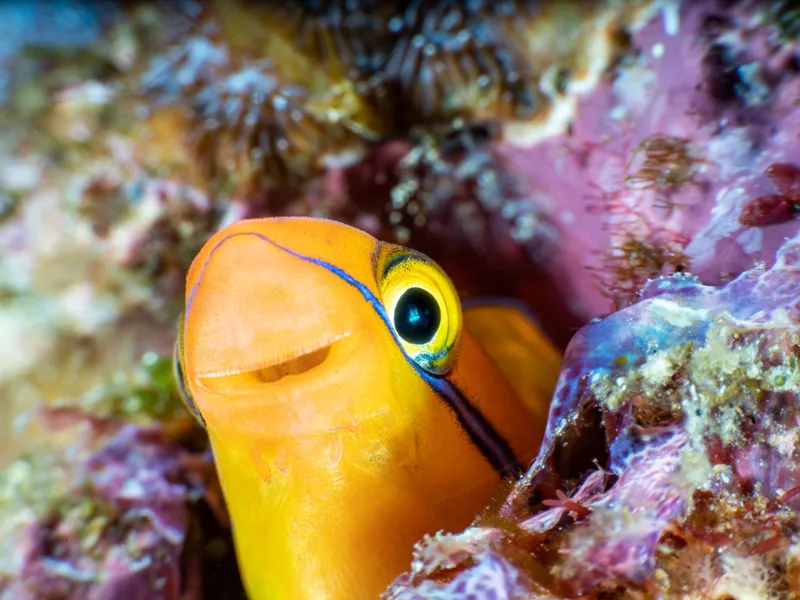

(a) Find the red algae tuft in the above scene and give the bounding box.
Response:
[739,163,800,227]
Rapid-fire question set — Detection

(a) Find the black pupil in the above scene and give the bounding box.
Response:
[394,287,441,344]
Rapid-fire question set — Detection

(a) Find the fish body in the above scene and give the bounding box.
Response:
[176,217,560,599]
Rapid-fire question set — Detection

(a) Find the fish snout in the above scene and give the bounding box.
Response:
[180,230,378,434]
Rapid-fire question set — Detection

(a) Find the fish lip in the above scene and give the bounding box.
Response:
[194,330,352,379]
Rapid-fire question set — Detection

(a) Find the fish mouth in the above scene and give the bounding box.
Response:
[195,332,350,392]
[246,343,333,384]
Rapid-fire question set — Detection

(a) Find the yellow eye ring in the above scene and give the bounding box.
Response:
[374,245,462,375]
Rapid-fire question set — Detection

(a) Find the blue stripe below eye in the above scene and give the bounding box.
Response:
[185,230,522,478]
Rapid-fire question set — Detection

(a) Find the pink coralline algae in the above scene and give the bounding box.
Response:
[386,232,800,598]
[495,0,800,316]
[0,410,229,600]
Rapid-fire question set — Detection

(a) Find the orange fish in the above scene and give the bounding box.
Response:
[175,217,560,599]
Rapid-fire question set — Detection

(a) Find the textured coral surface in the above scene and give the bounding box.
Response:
[387,232,800,599]
[0,409,243,599]
[1,0,800,598]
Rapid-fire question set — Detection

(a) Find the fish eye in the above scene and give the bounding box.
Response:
[375,246,462,375]
[394,287,441,344]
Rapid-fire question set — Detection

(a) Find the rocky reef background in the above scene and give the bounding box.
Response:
[1,1,799,598]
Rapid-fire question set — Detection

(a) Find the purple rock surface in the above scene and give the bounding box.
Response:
[0,412,216,600]
[387,233,800,597]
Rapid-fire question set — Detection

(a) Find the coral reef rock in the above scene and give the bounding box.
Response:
[386,232,800,598]
[0,410,237,600]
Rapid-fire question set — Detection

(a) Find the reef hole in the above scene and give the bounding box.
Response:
[550,402,610,485]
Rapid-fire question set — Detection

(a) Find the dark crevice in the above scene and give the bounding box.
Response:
[551,402,610,485]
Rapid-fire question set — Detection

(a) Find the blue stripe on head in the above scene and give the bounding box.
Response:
[184,229,520,477]
[185,231,389,331]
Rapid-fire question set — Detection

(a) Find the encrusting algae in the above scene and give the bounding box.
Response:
[386,233,800,599]
[0,355,245,599]
[0,407,244,600]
